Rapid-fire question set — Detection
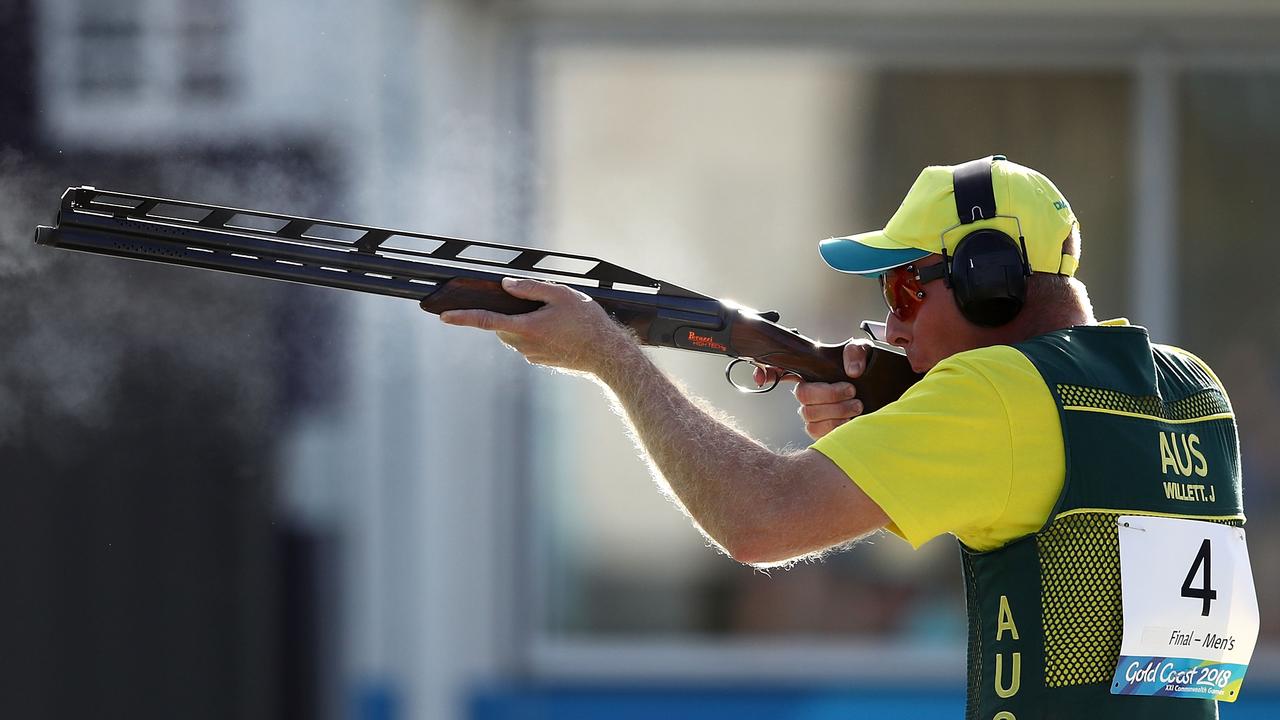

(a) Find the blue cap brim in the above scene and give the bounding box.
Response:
[818,237,931,276]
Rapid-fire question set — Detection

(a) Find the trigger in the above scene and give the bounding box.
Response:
[759,310,781,322]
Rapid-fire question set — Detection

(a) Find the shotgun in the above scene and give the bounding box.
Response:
[34,187,921,412]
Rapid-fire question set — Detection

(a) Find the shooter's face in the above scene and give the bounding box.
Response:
[883,256,985,373]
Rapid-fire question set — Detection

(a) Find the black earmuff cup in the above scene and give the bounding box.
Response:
[948,229,1027,327]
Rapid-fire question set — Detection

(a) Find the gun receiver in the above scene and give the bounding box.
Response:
[35,187,921,411]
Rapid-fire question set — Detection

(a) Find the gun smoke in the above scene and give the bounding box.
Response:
[0,149,343,449]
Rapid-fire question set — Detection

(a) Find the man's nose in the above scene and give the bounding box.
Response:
[885,311,911,348]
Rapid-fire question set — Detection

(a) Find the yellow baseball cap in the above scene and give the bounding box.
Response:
[819,155,1080,277]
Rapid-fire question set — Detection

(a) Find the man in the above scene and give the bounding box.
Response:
[439,156,1254,718]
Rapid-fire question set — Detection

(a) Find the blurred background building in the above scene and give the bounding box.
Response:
[1,0,1278,718]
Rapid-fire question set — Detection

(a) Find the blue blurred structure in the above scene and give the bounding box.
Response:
[471,685,1280,720]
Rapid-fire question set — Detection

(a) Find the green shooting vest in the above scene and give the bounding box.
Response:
[962,325,1243,720]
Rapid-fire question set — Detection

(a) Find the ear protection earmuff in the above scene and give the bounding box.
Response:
[942,155,1032,327]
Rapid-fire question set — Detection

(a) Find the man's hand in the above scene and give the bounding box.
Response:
[756,340,872,440]
[438,277,636,374]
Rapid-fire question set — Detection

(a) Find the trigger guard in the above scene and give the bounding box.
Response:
[725,359,781,394]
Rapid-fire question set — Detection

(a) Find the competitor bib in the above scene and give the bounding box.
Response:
[1110,515,1259,702]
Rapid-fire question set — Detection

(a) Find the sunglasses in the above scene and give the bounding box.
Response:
[880,262,947,321]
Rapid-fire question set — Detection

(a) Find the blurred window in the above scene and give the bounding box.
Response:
[178,0,235,100]
[73,0,145,98]
[39,0,240,141]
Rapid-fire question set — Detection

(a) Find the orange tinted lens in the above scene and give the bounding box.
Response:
[881,266,923,320]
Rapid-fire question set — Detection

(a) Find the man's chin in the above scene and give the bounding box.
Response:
[906,352,933,374]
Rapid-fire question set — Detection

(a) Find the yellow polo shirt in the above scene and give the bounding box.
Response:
[811,342,1067,552]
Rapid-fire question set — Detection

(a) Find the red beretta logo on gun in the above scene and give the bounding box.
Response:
[687,330,728,352]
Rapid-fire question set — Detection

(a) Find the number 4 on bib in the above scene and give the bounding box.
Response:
[1181,538,1217,617]
[1111,516,1259,702]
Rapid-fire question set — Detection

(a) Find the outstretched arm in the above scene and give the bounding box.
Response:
[439,278,887,565]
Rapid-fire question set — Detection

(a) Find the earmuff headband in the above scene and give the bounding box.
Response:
[952,157,998,225]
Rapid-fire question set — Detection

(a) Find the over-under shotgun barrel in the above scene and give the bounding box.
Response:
[35,186,921,411]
